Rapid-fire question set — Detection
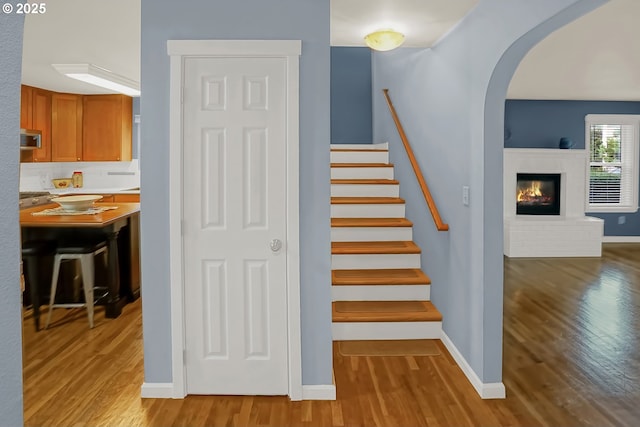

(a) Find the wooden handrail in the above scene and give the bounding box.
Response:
[382,89,449,231]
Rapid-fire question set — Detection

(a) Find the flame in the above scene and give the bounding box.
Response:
[517,181,544,202]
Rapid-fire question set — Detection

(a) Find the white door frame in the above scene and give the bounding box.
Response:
[166,40,302,400]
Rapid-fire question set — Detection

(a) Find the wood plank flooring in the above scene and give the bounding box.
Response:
[22,244,640,426]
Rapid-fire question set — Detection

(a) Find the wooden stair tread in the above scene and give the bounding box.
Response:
[331,179,399,185]
[331,218,413,227]
[332,241,420,255]
[332,269,430,285]
[331,197,404,205]
[331,163,393,168]
[331,148,389,152]
[332,301,442,322]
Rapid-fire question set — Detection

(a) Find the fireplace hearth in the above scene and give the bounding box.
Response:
[504,149,603,258]
[516,173,560,215]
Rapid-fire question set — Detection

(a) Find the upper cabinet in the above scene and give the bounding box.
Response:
[32,88,53,162]
[83,95,132,161]
[51,93,83,162]
[20,85,133,162]
[20,85,33,129]
[21,85,52,162]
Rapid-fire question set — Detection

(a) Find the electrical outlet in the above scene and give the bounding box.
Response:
[618,215,626,225]
[462,186,470,206]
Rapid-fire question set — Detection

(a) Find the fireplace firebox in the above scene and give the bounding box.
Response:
[516,173,561,215]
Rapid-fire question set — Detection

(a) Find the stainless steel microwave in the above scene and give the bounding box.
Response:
[20,129,41,150]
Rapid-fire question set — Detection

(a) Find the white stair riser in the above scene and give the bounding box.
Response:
[331,167,394,180]
[332,253,420,270]
[330,151,389,164]
[331,184,399,197]
[331,204,405,218]
[332,285,430,301]
[332,321,442,340]
[330,143,388,150]
[331,227,412,242]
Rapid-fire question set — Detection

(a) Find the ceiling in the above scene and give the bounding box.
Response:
[330,0,478,47]
[507,0,640,101]
[21,0,640,101]
[22,0,140,95]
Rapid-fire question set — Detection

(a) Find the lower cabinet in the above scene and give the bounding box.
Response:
[113,194,140,203]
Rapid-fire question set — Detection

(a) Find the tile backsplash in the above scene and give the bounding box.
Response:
[20,160,140,191]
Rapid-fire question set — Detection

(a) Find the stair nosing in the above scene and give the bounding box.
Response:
[331,218,413,227]
[331,241,421,255]
[330,148,389,152]
[331,197,405,205]
[332,268,431,286]
[331,163,394,168]
[332,301,442,322]
[330,179,399,185]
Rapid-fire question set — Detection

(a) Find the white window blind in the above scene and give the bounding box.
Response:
[585,114,640,213]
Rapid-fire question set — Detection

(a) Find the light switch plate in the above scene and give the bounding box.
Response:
[463,186,470,206]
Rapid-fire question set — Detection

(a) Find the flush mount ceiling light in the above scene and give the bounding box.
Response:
[364,29,405,51]
[52,63,141,96]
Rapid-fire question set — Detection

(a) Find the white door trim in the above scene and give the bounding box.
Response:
[166,40,302,400]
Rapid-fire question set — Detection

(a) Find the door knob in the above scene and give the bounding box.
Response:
[270,239,282,252]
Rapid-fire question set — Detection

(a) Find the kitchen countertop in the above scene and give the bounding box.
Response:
[20,202,140,228]
[47,187,140,195]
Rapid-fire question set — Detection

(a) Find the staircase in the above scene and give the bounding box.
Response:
[331,143,443,340]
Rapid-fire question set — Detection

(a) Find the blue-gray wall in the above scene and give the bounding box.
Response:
[0,4,24,426]
[371,0,607,385]
[505,99,640,235]
[140,0,332,386]
[331,47,372,144]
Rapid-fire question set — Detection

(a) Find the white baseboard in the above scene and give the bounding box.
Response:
[602,236,640,243]
[302,384,336,400]
[141,382,181,399]
[440,332,506,399]
[140,382,333,400]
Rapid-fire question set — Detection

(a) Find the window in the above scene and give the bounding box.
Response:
[586,114,640,213]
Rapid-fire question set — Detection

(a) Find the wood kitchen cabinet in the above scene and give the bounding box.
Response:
[51,93,83,162]
[83,95,132,161]
[31,88,53,161]
[113,194,140,203]
[20,85,33,129]
[20,85,52,162]
[98,194,116,203]
[74,194,139,203]
[21,86,133,163]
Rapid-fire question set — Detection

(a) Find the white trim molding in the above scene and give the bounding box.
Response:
[301,385,337,401]
[167,39,302,400]
[440,332,506,399]
[603,236,640,243]
[141,383,179,399]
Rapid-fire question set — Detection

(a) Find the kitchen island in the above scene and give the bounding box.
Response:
[20,202,140,323]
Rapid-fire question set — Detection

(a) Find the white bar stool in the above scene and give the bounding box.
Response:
[45,240,108,329]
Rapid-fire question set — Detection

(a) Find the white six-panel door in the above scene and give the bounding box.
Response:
[182,56,289,395]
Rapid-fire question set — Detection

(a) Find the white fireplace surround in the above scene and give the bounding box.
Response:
[504,148,603,257]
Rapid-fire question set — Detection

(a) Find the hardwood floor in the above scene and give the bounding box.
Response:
[22,244,640,426]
